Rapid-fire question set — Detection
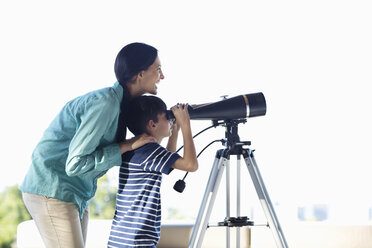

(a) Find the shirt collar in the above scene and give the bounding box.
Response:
[113,81,124,103]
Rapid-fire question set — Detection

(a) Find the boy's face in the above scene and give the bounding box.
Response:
[151,112,174,139]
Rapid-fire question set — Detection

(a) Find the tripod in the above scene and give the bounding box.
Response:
[188,119,288,248]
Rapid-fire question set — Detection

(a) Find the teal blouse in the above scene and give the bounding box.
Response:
[20,82,124,218]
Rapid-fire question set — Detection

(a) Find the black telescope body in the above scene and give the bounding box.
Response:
[166,93,266,121]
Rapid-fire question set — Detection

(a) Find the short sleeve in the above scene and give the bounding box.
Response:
[125,143,181,175]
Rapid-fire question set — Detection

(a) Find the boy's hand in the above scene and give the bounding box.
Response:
[171,103,191,128]
[170,121,181,134]
[170,103,199,172]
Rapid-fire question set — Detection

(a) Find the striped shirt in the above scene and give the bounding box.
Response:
[108,143,181,248]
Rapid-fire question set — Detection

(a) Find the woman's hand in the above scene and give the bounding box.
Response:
[119,134,157,154]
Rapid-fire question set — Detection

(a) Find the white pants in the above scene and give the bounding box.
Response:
[22,192,89,248]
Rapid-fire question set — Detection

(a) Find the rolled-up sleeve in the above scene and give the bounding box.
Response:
[65,95,122,176]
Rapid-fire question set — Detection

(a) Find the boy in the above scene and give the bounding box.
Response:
[108,96,198,248]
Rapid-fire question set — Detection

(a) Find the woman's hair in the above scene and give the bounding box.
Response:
[115,42,158,142]
[126,95,167,136]
[114,42,158,85]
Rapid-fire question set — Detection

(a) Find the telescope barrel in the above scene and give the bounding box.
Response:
[166,93,266,121]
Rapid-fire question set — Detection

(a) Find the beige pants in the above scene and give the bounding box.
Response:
[22,192,89,248]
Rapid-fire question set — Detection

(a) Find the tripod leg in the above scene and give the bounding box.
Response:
[189,149,228,248]
[243,149,289,248]
[189,150,221,248]
[236,154,241,248]
[226,154,231,248]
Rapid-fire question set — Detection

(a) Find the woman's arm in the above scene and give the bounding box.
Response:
[65,97,122,176]
[65,96,156,177]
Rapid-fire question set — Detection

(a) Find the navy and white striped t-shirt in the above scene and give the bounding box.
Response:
[108,142,181,248]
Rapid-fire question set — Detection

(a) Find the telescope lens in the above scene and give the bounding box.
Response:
[245,93,266,118]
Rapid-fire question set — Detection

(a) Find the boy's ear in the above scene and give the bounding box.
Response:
[137,70,145,79]
[147,120,157,130]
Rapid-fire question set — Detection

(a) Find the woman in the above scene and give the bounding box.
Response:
[19,42,164,247]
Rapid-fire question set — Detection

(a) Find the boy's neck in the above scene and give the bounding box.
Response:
[146,131,163,144]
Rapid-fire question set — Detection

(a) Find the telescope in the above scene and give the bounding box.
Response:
[166,92,266,121]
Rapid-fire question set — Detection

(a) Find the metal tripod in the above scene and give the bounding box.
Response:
[188,120,288,248]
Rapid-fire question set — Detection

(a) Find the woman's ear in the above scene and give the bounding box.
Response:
[129,71,144,84]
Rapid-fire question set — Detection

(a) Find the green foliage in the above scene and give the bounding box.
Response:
[0,177,117,247]
[0,185,31,248]
[165,207,188,220]
[89,174,117,219]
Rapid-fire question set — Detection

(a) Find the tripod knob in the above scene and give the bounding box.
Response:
[173,179,186,193]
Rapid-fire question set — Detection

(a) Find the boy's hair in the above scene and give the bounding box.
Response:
[126,95,167,136]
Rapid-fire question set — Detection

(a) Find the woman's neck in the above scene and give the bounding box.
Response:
[126,82,144,97]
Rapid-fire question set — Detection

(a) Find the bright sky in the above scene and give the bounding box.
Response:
[0,0,371,222]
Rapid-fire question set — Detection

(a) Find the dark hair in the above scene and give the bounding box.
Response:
[126,96,167,136]
[115,42,158,142]
[114,42,158,85]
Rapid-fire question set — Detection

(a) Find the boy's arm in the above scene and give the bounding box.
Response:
[171,104,198,172]
[166,123,180,152]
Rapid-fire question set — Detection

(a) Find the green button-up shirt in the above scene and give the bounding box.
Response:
[20,82,124,218]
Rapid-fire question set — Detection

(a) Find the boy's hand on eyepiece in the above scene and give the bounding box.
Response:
[171,103,191,129]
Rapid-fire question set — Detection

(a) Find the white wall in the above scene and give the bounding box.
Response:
[1,0,371,222]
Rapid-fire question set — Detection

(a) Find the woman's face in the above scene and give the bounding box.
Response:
[140,56,164,95]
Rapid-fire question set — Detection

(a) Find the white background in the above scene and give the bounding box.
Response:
[0,0,371,223]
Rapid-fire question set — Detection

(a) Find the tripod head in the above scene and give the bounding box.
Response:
[173,119,252,193]
[213,119,251,154]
